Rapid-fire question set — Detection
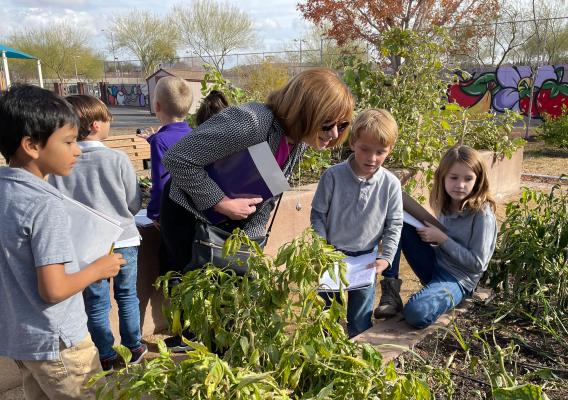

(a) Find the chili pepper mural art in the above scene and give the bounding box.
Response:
[448,65,568,119]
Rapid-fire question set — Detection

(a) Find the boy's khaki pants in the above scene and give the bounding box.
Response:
[14,335,102,400]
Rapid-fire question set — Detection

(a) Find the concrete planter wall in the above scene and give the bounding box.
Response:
[110,146,524,337]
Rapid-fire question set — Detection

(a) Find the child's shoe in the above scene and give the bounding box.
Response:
[129,343,148,365]
[100,355,117,372]
[374,278,403,318]
[164,330,195,353]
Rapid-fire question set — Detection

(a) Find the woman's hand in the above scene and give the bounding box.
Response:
[416,222,448,245]
[213,196,263,220]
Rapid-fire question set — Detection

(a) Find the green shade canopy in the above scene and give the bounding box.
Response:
[0,44,37,60]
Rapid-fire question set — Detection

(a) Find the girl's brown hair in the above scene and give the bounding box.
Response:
[265,68,354,147]
[65,95,112,140]
[430,145,496,215]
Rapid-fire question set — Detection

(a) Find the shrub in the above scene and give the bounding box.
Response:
[487,185,568,346]
[539,106,568,149]
[343,28,524,191]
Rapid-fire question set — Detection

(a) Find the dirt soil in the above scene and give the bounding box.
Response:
[399,297,568,399]
[522,140,567,178]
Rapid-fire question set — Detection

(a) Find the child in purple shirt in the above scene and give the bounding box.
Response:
[138,77,193,223]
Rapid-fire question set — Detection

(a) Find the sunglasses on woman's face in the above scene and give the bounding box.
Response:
[321,121,350,133]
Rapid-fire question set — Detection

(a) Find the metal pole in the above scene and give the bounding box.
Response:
[2,51,10,88]
[37,59,44,88]
[320,37,323,65]
[74,57,79,83]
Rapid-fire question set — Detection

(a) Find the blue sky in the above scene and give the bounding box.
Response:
[0,0,310,58]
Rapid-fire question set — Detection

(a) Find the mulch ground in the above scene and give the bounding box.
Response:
[398,296,568,399]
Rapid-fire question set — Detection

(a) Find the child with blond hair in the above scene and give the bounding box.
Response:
[386,145,497,329]
[311,108,403,338]
[137,76,193,225]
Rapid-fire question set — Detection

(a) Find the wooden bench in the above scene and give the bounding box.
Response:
[0,135,151,171]
[102,134,151,172]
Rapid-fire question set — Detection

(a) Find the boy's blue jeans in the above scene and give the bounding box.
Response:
[83,246,142,360]
[385,223,467,329]
[320,248,376,338]
[320,285,375,338]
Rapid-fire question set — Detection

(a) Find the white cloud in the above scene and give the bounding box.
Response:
[1,0,309,53]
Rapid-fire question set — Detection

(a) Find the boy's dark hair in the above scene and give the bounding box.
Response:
[65,95,113,141]
[195,90,229,126]
[0,85,78,163]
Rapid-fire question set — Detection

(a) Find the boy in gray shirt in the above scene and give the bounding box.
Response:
[0,85,124,398]
[311,109,403,338]
[49,95,144,371]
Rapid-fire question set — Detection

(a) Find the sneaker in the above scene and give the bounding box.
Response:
[129,343,148,365]
[100,356,117,372]
[164,331,195,352]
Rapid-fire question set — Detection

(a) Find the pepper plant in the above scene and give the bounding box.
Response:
[92,229,437,399]
[487,185,568,347]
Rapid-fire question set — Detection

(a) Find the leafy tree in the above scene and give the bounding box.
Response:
[343,28,523,193]
[515,0,568,65]
[298,0,500,69]
[237,59,290,101]
[110,10,179,77]
[173,0,256,72]
[8,23,103,82]
[281,23,368,68]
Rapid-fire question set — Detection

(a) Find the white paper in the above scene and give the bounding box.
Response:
[403,211,425,229]
[249,141,291,196]
[62,196,124,270]
[319,251,377,292]
[135,209,153,227]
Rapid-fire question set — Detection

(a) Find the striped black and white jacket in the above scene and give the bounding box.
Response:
[163,102,306,238]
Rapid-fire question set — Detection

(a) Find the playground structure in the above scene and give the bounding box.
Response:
[0,44,43,90]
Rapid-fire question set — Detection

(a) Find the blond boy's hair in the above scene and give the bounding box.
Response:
[349,108,398,148]
[154,77,193,119]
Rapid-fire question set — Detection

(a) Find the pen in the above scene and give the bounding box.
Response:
[109,244,115,255]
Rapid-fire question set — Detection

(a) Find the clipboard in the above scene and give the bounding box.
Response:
[402,192,446,231]
[62,196,124,269]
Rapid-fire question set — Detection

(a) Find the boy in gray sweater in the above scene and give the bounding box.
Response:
[311,109,403,338]
[49,95,145,371]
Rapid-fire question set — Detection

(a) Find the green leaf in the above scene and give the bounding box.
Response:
[493,383,547,400]
[239,336,249,356]
[236,372,273,389]
[205,360,224,396]
[113,344,132,364]
[385,360,397,381]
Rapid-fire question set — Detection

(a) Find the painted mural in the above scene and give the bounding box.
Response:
[447,65,568,119]
[106,84,148,107]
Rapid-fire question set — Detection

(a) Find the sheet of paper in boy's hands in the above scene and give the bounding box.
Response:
[135,209,154,227]
[319,251,377,292]
[402,192,446,231]
[62,196,124,269]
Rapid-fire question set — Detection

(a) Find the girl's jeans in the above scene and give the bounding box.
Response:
[386,223,468,329]
[83,246,142,360]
